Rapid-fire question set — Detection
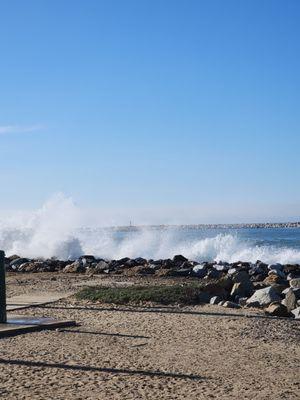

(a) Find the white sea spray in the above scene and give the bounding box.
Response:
[0,194,300,264]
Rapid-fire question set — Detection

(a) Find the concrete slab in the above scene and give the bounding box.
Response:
[6,292,72,311]
[0,315,76,338]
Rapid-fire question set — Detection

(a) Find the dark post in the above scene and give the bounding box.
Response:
[0,250,7,323]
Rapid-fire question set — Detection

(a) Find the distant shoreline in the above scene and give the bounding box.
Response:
[104,222,300,231]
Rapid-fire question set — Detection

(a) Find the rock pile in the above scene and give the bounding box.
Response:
[5,254,300,319]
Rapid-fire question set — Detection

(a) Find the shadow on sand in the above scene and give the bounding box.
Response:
[58,328,150,339]
[37,303,294,321]
[0,358,204,381]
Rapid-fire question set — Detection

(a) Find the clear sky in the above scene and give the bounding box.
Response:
[0,0,299,224]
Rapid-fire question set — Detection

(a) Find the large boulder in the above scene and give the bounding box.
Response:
[246,286,281,307]
[134,257,147,265]
[10,258,30,269]
[192,264,207,278]
[283,264,300,274]
[162,259,175,269]
[265,303,290,317]
[291,307,300,319]
[230,270,253,298]
[214,264,229,272]
[173,254,188,266]
[7,254,21,262]
[206,269,222,279]
[268,263,283,272]
[92,261,109,274]
[263,273,288,286]
[210,295,222,305]
[63,261,85,273]
[203,276,233,298]
[222,301,241,309]
[79,255,96,266]
[18,262,46,273]
[290,278,300,289]
[282,288,298,312]
[231,282,249,298]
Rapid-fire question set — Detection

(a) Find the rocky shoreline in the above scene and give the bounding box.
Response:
[5,254,300,319]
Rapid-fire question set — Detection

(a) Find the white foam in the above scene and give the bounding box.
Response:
[1,194,300,264]
[0,193,83,260]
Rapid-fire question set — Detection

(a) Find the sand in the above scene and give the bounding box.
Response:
[0,273,299,399]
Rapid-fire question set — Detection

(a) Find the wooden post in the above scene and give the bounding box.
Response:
[0,250,6,323]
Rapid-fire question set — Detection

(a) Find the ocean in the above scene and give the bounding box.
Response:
[1,222,300,264]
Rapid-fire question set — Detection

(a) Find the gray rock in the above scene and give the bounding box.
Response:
[268,269,286,279]
[214,264,229,272]
[210,296,222,305]
[63,261,85,273]
[293,288,300,299]
[197,292,212,303]
[134,257,147,265]
[282,288,297,312]
[192,265,207,278]
[246,286,281,306]
[206,269,221,279]
[148,263,160,271]
[93,261,109,273]
[170,268,191,277]
[193,264,206,272]
[268,263,283,271]
[291,307,300,319]
[10,257,30,268]
[173,254,188,265]
[238,297,248,306]
[231,282,252,298]
[79,255,96,266]
[232,270,250,284]
[265,302,290,317]
[290,278,300,289]
[230,271,254,297]
[222,301,241,309]
[227,268,237,275]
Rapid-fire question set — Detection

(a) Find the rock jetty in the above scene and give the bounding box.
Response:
[5,254,300,319]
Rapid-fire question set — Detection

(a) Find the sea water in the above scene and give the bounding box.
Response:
[1,223,300,264]
[0,194,299,264]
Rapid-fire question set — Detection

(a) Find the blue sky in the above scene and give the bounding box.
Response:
[0,0,299,223]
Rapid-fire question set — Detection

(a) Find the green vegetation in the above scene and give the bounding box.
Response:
[76,284,207,305]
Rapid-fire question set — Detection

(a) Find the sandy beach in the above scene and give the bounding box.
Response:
[0,273,299,400]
